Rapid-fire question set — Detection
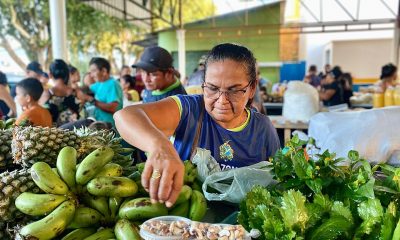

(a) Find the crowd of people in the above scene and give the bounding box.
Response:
[303,63,398,107]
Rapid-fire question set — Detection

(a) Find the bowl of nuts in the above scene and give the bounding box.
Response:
[140,216,255,240]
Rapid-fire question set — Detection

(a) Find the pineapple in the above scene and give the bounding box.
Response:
[12,126,134,171]
[0,129,13,171]
[12,126,80,167]
[0,168,40,223]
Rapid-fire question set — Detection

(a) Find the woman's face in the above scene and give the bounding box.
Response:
[203,59,255,129]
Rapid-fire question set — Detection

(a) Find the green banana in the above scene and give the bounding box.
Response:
[189,190,207,221]
[15,192,67,216]
[19,200,76,240]
[68,207,103,229]
[5,118,15,128]
[118,197,168,221]
[174,185,192,205]
[109,197,123,219]
[61,228,96,240]
[169,201,190,218]
[52,167,61,177]
[136,162,145,174]
[191,180,202,192]
[87,176,138,197]
[83,228,115,240]
[95,163,123,177]
[81,194,110,217]
[114,219,141,240]
[76,147,114,185]
[184,161,197,184]
[31,162,69,195]
[57,146,77,190]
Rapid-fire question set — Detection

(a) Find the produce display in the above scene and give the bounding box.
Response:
[0,121,208,240]
[239,135,400,240]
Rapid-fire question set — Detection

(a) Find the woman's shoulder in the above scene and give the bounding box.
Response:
[249,110,274,129]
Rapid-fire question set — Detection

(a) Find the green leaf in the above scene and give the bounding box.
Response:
[331,201,353,223]
[306,178,323,194]
[313,193,332,212]
[292,150,313,180]
[380,202,397,240]
[355,199,384,237]
[279,190,309,234]
[348,150,360,162]
[309,216,353,240]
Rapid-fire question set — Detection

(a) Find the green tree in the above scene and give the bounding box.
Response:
[152,0,216,31]
[0,0,51,70]
[0,0,144,72]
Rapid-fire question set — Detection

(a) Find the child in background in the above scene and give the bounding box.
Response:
[120,74,140,107]
[15,78,52,127]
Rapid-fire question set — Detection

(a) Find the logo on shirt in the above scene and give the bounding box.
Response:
[219,141,234,161]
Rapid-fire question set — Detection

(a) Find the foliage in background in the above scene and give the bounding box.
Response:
[0,0,144,73]
[0,0,216,73]
[151,0,216,31]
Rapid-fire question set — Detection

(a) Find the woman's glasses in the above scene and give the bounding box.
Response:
[201,82,251,102]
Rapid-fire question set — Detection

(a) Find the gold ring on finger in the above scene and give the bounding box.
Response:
[151,169,161,180]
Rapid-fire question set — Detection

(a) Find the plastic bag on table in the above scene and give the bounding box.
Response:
[191,148,221,182]
[202,161,276,204]
[308,106,400,165]
[283,81,319,122]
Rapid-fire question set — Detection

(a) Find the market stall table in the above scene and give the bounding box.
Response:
[268,115,309,144]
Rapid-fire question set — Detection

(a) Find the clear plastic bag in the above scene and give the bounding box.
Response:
[191,148,221,182]
[202,161,276,204]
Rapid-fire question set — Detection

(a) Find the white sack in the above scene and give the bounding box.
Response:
[308,107,400,164]
[283,81,319,122]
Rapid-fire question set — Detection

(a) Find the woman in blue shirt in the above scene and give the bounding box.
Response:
[114,43,280,208]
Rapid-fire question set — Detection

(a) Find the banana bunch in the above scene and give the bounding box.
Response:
[126,161,208,222]
[15,146,141,240]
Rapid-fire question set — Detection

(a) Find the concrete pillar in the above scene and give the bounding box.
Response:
[176,29,186,82]
[393,3,400,66]
[49,0,68,60]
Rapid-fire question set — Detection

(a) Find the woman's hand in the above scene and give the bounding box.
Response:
[141,139,184,208]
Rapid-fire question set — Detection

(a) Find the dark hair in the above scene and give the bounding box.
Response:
[50,59,70,84]
[121,74,136,88]
[68,64,78,74]
[331,66,343,80]
[16,78,43,101]
[380,63,397,79]
[0,72,8,86]
[309,65,317,72]
[204,43,257,107]
[90,57,111,73]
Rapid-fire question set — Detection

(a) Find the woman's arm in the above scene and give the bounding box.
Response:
[114,97,184,207]
[319,89,336,101]
[39,89,50,106]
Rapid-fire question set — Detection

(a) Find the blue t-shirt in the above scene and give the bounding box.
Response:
[172,95,280,170]
[90,78,123,125]
[143,80,187,103]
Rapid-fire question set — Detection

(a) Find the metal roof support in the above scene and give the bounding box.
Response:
[299,0,320,22]
[177,0,185,82]
[49,0,68,60]
[127,0,174,27]
[380,0,397,17]
[334,0,356,21]
[393,2,400,65]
